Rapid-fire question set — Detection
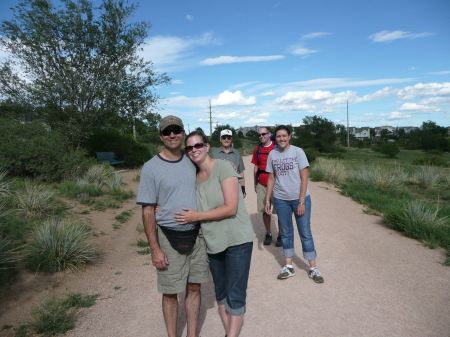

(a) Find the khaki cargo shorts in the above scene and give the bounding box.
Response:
[256,183,276,214]
[156,227,209,294]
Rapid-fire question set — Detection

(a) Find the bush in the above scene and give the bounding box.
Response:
[85,128,151,168]
[379,142,400,158]
[303,148,320,163]
[412,153,448,167]
[26,219,95,273]
[0,119,95,181]
[14,180,56,218]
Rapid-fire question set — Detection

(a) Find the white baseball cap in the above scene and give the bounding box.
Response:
[220,129,232,137]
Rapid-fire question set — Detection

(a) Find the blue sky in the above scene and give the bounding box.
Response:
[1,0,449,134]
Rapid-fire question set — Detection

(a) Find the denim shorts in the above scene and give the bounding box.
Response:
[273,195,317,261]
[208,241,253,316]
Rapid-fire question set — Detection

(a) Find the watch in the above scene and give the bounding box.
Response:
[299,202,305,205]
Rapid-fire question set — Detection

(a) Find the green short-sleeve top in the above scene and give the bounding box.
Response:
[197,159,254,254]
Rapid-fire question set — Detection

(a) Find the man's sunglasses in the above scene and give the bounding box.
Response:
[221,136,232,140]
[258,132,269,137]
[161,127,184,136]
[185,143,207,153]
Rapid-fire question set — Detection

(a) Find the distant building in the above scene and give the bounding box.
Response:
[348,127,370,140]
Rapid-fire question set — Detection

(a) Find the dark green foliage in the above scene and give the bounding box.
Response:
[245,130,260,142]
[137,247,150,255]
[85,128,151,168]
[0,119,95,181]
[63,293,99,308]
[293,116,337,153]
[0,0,170,147]
[136,239,149,247]
[379,142,400,158]
[328,152,344,159]
[303,148,320,163]
[412,153,448,167]
[210,125,243,148]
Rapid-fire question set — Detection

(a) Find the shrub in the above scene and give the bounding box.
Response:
[26,219,95,273]
[310,158,347,184]
[14,180,55,218]
[412,154,448,167]
[303,148,320,163]
[0,119,95,181]
[410,166,443,190]
[379,142,400,158]
[85,128,151,168]
[348,165,407,191]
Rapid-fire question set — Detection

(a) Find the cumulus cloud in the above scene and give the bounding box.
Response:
[369,30,435,43]
[200,55,284,66]
[186,14,194,20]
[397,102,440,113]
[212,91,256,106]
[396,82,450,100]
[244,117,268,124]
[386,111,412,120]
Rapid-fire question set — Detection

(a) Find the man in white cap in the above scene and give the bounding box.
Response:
[210,129,247,197]
[137,115,209,337]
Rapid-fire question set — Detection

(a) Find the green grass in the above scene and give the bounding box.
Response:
[137,248,150,255]
[136,239,149,247]
[115,210,133,223]
[311,153,450,265]
[9,293,98,336]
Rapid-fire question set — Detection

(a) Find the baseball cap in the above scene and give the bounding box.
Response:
[220,129,232,137]
[159,115,184,132]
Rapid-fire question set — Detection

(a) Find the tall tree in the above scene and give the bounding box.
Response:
[293,115,337,152]
[0,0,170,146]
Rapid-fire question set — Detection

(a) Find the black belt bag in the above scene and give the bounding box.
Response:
[158,224,200,253]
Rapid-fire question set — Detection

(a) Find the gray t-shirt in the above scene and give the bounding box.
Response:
[266,145,310,200]
[210,147,245,174]
[136,152,198,230]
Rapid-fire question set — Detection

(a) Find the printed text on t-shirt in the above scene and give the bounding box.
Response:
[273,157,297,176]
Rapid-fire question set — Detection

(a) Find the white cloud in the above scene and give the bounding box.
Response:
[396,82,450,100]
[397,102,440,113]
[288,77,416,90]
[274,90,358,106]
[369,30,435,43]
[289,46,317,56]
[200,55,284,66]
[141,32,221,71]
[212,90,256,106]
[427,71,450,75]
[261,92,275,96]
[169,92,182,95]
[215,111,246,119]
[301,32,330,39]
[386,111,412,120]
[244,117,268,124]
[186,14,194,20]
[172,79,184,84]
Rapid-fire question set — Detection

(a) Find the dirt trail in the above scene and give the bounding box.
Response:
[1,155,449,337]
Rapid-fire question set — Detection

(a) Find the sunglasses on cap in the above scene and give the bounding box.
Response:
[258,132,269,137]
[161,127,184,136]
[185,143,207,152]
[221,136,232,140]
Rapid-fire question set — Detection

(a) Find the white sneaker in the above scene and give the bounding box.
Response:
[277,265,296,279]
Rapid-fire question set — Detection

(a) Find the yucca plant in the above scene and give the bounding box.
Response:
[77,164,120,191]
[310,158,347,184]
[134,166,142,181]
[0,169,11,197]
[348,165,407,190]
[15,180,55,218]
[411,166,443,190]
[402,201,449,228]
[26,219,95,273]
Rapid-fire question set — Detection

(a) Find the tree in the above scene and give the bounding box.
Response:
[0,0,170,147]
[379,142,400,158]
[292,116,337,153]
[417,121,449,151]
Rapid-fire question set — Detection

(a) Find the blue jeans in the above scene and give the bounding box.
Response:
[208,241,253,316]
[273,195,317,261]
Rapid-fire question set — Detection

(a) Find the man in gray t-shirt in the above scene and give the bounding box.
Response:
[136,115,208,337]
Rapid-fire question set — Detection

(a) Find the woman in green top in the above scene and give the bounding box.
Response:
[174,131,253,337]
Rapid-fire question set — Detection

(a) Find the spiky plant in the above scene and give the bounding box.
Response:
[14,180,55,218]
[411,166,443,190]
[310,158,347,184]
[0,169,11,197]
[348,165,407,190]
[402,201,449,228]
[26,219,95,273]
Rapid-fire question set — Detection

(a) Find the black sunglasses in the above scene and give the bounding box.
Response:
[185,143,207,152]
[258,132,269,137]
[221,136,232,140]
[161,127,184,136]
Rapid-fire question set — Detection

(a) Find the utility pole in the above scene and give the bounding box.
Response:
[346,100,350,148]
